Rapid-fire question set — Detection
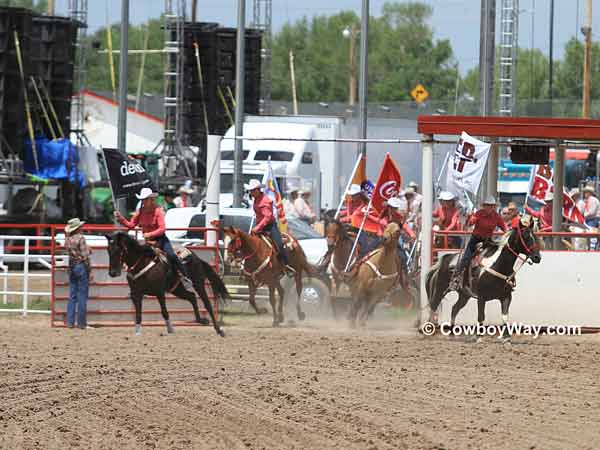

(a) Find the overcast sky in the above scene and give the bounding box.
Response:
[53,0,591,74]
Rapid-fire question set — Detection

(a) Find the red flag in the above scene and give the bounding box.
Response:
[562,191,584,224]
[371,154,402,214]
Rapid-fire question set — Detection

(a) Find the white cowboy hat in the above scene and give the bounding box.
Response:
[298,188,309,195]
[347,184,362,196]
[387,197,404,209]
[244,179,263,191]
[405,186,416,195]
[65,217,85,233]
[178,185,194,194]
[483,195,497,205]
[544,191,554,202]
[583,184,596,194]
[438,191,455,201]
[136,187,158,200]
[408,181,418,188]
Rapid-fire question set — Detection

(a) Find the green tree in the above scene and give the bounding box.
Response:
[271,1,457,102]
[0,0,48,13]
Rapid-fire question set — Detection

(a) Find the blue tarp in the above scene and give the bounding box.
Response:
[24,136,85,186]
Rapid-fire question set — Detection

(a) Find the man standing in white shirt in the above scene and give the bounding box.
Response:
[294,189,316,224]
[583,185,600,227]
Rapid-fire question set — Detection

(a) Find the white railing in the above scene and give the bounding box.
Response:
[0,235,63,316]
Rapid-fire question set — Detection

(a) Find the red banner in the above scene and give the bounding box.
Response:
[370,154,402,214]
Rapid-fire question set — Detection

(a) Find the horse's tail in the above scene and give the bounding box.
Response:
[196,257,231,301]
[426,253,454,311]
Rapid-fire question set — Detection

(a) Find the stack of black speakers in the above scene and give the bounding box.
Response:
[0,7,77,158]
[179,22,262,175]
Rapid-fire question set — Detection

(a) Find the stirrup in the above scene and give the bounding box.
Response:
[181,276,195,292]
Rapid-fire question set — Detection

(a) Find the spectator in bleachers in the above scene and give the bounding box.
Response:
[283,189,299,219]
[583,185,600,228]
[569,188,584,214]
[174,185,194,208]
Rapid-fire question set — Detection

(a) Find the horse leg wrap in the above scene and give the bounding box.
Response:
[135,324,142,336]
[166,319,175,334]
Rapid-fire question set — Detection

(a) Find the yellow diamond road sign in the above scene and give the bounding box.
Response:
[411,84,429,103]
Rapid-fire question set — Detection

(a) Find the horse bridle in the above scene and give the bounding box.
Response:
[506,224,539,264]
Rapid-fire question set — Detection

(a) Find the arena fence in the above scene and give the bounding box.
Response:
[0,235,54,315]
[50,225,221,328]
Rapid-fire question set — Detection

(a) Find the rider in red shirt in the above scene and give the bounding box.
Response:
[451,196,507,291]
[246,179,290,266]
[339,184,367,224]
[114,187,194,290]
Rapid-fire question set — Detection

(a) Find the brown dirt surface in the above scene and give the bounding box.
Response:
[2,314,600,450]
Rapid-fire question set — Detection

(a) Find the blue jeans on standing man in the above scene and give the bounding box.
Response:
[67,262,89,328]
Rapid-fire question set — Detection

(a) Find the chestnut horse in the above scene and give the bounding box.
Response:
[347,223,403,327]
[224,226,319,326]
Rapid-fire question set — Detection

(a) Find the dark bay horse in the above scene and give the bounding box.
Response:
[106,231,227,336]
[426,216,542,340]
[224,226,319,326]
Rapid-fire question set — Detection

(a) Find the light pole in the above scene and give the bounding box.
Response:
[343,25,358,106]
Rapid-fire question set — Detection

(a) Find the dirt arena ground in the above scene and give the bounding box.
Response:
[2,314,600,450]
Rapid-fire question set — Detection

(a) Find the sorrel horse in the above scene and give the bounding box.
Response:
[106,231,227,336]
[426,216,542,341]
[224,226,319,326]
[347,222,403,327]
[320,219,411,315]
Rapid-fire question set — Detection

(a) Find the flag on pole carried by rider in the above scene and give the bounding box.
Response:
[525,164,584,225]
[262,161,288,233]
[370,153,402,214]
[445,131,491,197]
[335,154,373,219]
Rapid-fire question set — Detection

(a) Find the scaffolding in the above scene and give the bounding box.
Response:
[252,0,271,114]
[157,0,192,178]
[68,0,90,146]
[498,0,519,116]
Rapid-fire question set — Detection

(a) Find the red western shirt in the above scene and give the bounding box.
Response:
[339,197,365,223]
[118,206,166,238]
[469,209,507,238]
[379,208,417,239]
[253,193,275,232]
[433,205,462,231]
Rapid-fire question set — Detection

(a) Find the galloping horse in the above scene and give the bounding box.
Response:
[426,216,542,340]
[224,226,319,326]
[320,219,411,314]
[106,232,227,336]
[347,222,403,327]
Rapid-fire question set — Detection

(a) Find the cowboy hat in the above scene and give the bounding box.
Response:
[347,184,362,196]
[65,217,85,234]
[583,184,596,194]
[544,191,554,202]
[483,195,497,205]
[438,191,456,201]
[244,179,263,191]
[408,181,418,188]
[178,185,194,194]
[136,187,158,200]
[387,197,404,209]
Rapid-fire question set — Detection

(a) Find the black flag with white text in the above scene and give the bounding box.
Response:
[101,148,153,199]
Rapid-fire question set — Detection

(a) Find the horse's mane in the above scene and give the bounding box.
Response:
[113,231,156,258]
[480,229,512,258]
[325,218,350,240]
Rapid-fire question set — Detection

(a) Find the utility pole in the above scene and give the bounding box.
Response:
[549,0,554,115]
[582,0,592,119]
[48,0,55,15]
[480,0,497,199]
[358,0,369,157]
[192,0,197,22]
[233,0,246,207]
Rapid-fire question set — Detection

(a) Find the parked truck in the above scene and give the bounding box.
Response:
[220,115,357,212]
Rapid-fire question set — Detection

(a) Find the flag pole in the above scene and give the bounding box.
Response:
[334,154,362,220]
[435,151,450,196]
[343,194,373,272]
[101,148,119,214]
